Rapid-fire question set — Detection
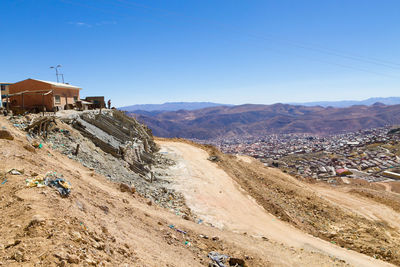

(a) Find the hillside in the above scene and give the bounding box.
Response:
[1,111,400,266]
[156,139,399,266]
[131,103,400,139]
[119,102,231,112]
[0,114,267,266]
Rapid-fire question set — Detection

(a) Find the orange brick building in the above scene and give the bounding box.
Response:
[8,79,81,111]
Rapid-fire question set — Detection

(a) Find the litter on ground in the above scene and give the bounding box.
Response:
[8,168,23,175]
[26,171,71,197]
[208,251,229,267]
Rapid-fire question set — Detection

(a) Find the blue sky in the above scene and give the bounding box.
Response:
[1,0,399,106]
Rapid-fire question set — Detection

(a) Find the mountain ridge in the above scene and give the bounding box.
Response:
[119,97,400,113]
[290,97,400,107]
[129,103,400,140]
[119,101,231,112]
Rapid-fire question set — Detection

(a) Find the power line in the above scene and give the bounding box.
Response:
[114,0,400,69]
[61,0,400,78]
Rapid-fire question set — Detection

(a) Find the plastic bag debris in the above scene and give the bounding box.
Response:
[208,251,229,267]
[168,224,187,235]
[46,178,71,197]
[26,177,46,188]
[176,229,187,234]
[26,171,71,197]
[8,169,23,175]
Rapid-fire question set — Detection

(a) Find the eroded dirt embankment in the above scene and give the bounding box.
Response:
[157,139,399,266]
[1,115,360,267]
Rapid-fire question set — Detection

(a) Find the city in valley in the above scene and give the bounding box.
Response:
[199,126,400,183]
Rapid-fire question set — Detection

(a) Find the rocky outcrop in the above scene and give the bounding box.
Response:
[67,110,156,176]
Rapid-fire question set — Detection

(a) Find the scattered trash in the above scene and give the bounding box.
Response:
[168,224,187,235]
[26,171,71,197]
[1,178,7,185]
[199,234,209,239]
[176,229,187,235]
[26,177,46,188]
[184,241,191,246]
[208,251,229,267]
[46,177,71,197]
[31,140,41,148]
[208,156,220,162]
[80,222,88,230]
[197,219,204,224]
[38,143,43,149]
[8,169,23,175]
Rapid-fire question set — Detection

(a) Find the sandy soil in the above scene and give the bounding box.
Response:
[310,185,400,229]
[377,181,393,192]
[158,140,394,267]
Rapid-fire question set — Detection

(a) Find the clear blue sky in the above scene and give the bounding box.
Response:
[1,0,399,106]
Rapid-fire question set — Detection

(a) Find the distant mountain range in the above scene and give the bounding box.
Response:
[129,103,400,140]
[119,102,230,112]
[289,97,400,108]
[119,97,400,113]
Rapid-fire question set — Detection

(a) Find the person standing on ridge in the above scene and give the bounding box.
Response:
[107,99,111,109]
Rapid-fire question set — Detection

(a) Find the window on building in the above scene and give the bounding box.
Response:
[73,96,78,102]
[1,85,5,91]
[54,95,61,104]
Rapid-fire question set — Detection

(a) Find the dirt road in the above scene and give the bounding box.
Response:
[158,140,394,267]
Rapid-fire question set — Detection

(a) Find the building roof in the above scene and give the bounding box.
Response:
[0,83,13,85]
[32,79,81,89]
[79,100,93,105]
[8,90,52,96]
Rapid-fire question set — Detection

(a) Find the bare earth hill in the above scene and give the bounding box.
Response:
[130,103,400,139]
[1,113,400,266]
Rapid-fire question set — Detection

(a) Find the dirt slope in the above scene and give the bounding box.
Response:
[198,143,400,265]
[311,185,400,229]
[0,116,360,267]
[157,140,397,267]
